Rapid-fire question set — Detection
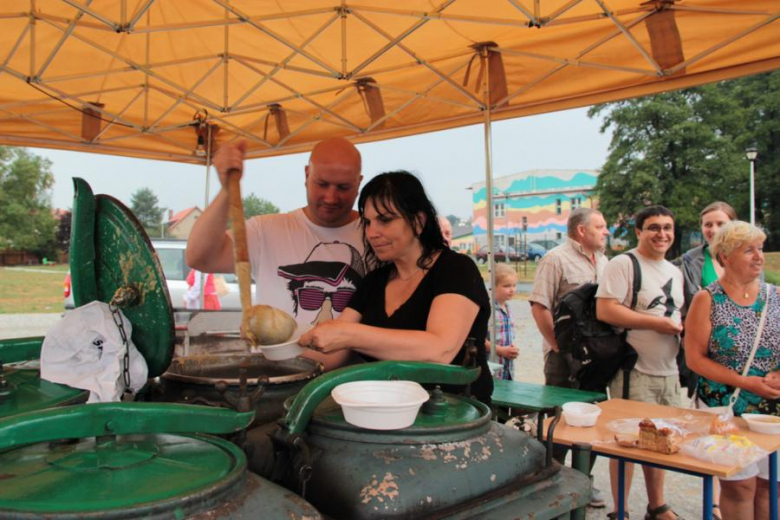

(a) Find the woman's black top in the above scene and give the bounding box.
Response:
[348,248,493,404]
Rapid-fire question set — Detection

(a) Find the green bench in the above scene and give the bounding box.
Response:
[492,379,607,413]
[491,379,607,438]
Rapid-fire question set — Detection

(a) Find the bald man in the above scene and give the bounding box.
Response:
[438,216,453,247]
[187,138,367,335]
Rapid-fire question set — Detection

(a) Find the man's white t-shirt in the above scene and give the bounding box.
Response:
[243,208,366,329]
[596,249,683,376]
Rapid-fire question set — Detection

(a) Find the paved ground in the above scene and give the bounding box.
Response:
[0,304,706,519]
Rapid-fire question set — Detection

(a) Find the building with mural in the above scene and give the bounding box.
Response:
[470,169,598,251]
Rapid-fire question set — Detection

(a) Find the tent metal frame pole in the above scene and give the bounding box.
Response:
[230,53,336,79]
[147,59,224,130]
[61,0,119,31]
[352,11,485,108]
[594,0,662,74]
[127,0,155,31]
[348,0,455,78]
[668,14,780,75]
[481,46,497,364]
[198,122,215,310]
[213,0,340,76]
[232,58,363,133]
[229,12,342,111]
[92,89,145,141]
[494,46,655,76]
[494,10,653,108]
[39,16,224,112]
[36,0,91,78]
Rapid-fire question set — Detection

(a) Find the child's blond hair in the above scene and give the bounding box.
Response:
[493,263,518,285]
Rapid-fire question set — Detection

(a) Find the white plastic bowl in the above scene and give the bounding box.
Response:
[257,324,311,361]
[562,402,602,428]
[331,381,430,430]
[743,414,780,435]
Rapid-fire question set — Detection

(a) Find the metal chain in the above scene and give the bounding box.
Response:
[109,304,131,389]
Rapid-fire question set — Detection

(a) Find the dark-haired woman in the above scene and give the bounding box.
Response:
[299,171,493,403]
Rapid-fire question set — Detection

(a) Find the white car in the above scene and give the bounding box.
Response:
[64,239,248,312]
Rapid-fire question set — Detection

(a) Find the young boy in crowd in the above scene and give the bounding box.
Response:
[485,263,520,380]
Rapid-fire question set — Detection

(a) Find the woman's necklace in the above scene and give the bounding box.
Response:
[723,278,756,299]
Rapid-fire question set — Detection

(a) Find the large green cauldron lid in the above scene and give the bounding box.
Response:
[0,403,253,515]
[0,337,86,419]
[69,177,174,378]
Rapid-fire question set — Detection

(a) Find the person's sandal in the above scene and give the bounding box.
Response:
[711,505,722,520]
[607,513,629,519]
[644,504,684,520]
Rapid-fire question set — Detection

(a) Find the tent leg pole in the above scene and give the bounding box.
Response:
[482,48,497,366]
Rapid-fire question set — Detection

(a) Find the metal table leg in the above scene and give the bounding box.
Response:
[571,443,592,520]
[770,451,778,520]
[618,460,626,520]
[702,475,713,520]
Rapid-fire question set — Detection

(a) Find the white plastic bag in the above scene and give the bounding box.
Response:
[41,301,148,403]
[681,434,768,468]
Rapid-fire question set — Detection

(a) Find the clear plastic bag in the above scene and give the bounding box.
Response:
[606,417,702,437]
[681,434,768,468]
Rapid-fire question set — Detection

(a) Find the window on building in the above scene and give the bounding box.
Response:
[522,216,528,231]
[494,203,505,218]
[571,197,582,210]
[556,232,562,240]
[555,199,562,215]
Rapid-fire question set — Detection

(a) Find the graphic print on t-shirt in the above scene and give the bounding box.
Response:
[647,278,677,317]
[277,241,366,326]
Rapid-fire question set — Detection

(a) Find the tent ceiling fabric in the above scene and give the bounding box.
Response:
[0,0,778,163]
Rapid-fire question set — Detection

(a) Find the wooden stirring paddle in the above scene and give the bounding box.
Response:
[226,168,256,348]
[226,168,296,348]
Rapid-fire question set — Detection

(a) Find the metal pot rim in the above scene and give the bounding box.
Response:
[161,353,322,386]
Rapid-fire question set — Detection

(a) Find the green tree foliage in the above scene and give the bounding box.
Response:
[130,187,164,237]
[243,193,279,218]
[56,210,72,257]
[0,147,58,256]
[445,215,459,227]
[590,71,779,252]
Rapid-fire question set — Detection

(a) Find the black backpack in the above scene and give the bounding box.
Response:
[553,252,641,395]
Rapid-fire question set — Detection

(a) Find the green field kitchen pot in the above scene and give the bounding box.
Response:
[0,403,321,519]
[263,361,590,520]
[68,177,319,424]
[159,353,322,424]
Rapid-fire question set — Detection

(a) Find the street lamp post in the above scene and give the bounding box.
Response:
[746,147,758,226]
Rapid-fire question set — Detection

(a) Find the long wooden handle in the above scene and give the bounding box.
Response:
[227,168,252,316]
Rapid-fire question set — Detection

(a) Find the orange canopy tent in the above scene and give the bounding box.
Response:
[2,0,777,346]
[0,0,778,163]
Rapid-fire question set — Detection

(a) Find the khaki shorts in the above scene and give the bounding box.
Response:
[608,369,681,407]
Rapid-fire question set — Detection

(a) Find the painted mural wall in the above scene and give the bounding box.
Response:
[471,170,598,245]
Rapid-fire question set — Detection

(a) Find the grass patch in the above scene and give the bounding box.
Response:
[477,260,538,282]
[0,265,69,314]
[765,252,780,285]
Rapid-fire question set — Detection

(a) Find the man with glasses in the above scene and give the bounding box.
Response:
[186,138,366,368]
[596,205,684,520]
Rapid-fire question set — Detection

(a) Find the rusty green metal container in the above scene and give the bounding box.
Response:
[266,362,590,519]
[0,403,321,519]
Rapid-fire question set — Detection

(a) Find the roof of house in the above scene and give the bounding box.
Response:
[453,224,473,239]
[167,207,201,229]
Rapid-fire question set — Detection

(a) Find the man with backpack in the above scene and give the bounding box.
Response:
[529,207,610,508]
[596,205,684,520]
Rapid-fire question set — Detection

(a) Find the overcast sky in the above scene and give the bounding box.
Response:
[36,107,611,222]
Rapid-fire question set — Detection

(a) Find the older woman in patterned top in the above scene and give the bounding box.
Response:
[684,221,780,520]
